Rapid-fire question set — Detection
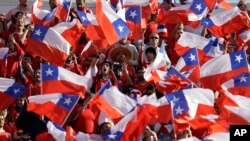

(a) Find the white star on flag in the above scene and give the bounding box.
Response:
[14,88,20,94]
[189,53,196,61]
[64,97,72,106]
[173,96,180,102]
[195,3,202,11]
[239,76,248,83]
[175,105,184,115]
[117,25,124,32]
[108,134,116,139]
[235,54,243,63]
[129,10,137,19]
[81,16,87,21]
[45,68,54,76]
[35,29,42,36]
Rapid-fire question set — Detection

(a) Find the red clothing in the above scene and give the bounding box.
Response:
[0,130,12,141]
[71,109,96,134]
[63,63,83,75]
[132,79,150,94]
[93,71,118,92]
[6,44,25,78]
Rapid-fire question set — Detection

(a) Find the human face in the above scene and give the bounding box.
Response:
[238,3,248,11]
[146,52,156,62]
[115,52,127,62]
[19,0,28,7]
[101,63,111,75]
[34,69,41,82]
[150,36,159,47]
[175,29,184,40]
[100,122,112,135]
[76,0,85,10]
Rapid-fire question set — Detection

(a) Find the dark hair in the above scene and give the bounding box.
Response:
[145,47,157,56]
[23,53,33,60]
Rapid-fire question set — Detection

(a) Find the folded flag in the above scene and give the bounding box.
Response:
[0,77,27,111]
[27,93,79,126]
[54,0,72,21]
[26,24,71,66]
[41,64,93,98]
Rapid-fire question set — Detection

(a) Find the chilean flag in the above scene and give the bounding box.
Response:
[102,106,151,141]
[222,73,250,98]
[220,90,250,125]
[165,88,216,132]
[201,6,249,37]
[54,0,72,21]
[200,50,249,91]
[96,0,131,45]
[175,31,215,57]
[188,0,216,21]
[148,68,190,94]
[27,93,79,126]
[41,64,93,98]
[237,30,250,47]
[0,77,27,111]
[52,19,85,52]
[0,48,8,62]
[175,48,200,83]
[124,6,142,41]
[77,10,108,49]
[89,83,137,125]
[32,0,56,26]
[26,24,71,66]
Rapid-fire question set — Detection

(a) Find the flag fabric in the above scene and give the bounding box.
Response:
[237,29,250,47]
[102,106,151,141]
[54,0,72,21]
[165,88,216,131]
[220,90,250,124]
[121,0,151,7]
[52,19,85,52]
[124,6,142,41]
[77,10,108,49]
[175,31,215,57]
[0,77,27,111]
[27,93,79,125]
[46,121,66,141]
[147,67,191,94]
[175,48,200,82]
[0,48,9,61]
[188,0,216,21]
[26,24,71,66]
[200,50,249,91]
[201,6,249,37]
[137,93,171,124]
[41,64,93,98]
[95,0,131,45]
[222,72,250,98]
[32,0,56,26]
[178,132,229,141]
[89,84,137,125]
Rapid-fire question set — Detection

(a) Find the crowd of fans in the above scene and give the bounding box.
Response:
[0,0,249,141]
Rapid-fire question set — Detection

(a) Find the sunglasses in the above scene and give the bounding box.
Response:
[151,37,159,39]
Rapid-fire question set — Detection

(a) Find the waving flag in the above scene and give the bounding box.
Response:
[102,106,151,141]
[54,0,72,21]
[237,30,250,47]
[41,64,93,98]
[96,0,130,45]
[28,93,79,125]
[124,6,142,41]
[26,24,71,66]
[201,6,249,37]
[148,67,191,94]
[200,50,249,91]
[175,48,200,82]
[175,31,215,57]
[166,88,215,131]
[0,48,8,62]
[32,0,56,26]
[0,77,27,111]
[222,73,250,98]
[89,84,137,125]
[188,0,216,21]
[52,19,85,52]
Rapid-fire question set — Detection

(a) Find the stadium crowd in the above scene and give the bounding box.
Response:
[0,0,250,141]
